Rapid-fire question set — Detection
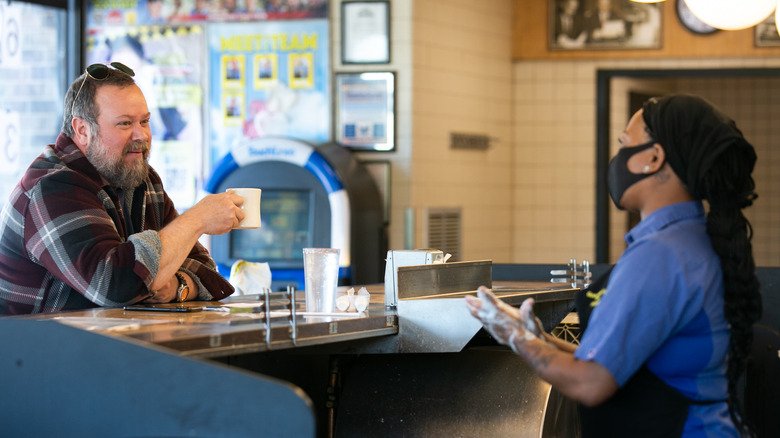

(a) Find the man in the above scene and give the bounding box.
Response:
[0,62,245,314]
[584,0,627,44]
[554,0,586,48]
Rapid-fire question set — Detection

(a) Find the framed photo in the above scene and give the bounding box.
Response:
[253,54,277,89]
[341,1,390,64]
[289,53,314,89]
[755,15,780,47]
[223,94,244,127]
[548,0,662,50]
[361,160,391,224]
[221,55,245,88]
[334,71,395,151]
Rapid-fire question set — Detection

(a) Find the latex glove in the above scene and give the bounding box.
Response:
[465,286,544,352]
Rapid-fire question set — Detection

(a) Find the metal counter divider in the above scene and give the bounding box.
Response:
[328,262,595,437]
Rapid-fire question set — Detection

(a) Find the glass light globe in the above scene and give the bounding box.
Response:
[683,0,777,30]
[776,4,780,36]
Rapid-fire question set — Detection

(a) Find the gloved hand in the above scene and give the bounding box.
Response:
[465,286,545,352]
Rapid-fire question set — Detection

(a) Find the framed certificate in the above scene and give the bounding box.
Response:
[335,71,395,151]
[341,1,390,64]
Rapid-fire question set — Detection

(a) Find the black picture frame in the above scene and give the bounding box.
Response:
[548,0,663,51]
[334,71,395,151]
[755,14,780,47]
[360,159,391,224]
[341,1,390,64]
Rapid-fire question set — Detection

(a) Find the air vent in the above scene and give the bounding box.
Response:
[450,132,490,150]
[423,207,462,262]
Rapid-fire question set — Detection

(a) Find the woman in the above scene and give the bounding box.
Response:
[466,94,761,437]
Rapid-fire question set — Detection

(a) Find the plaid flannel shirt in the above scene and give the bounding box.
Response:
[0,133,233,314]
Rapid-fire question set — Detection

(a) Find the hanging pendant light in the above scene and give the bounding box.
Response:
[683,0,778,30]
[775,4,780,36]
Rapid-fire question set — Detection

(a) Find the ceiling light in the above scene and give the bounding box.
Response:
[683,0,778,30]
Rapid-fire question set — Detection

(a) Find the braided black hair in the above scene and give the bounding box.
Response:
[642,94,762,436]
[699,146,762,437]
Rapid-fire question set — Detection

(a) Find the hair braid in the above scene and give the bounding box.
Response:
[699,146,762,437]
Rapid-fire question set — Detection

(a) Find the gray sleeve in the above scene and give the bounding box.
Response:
[128,230,162,284]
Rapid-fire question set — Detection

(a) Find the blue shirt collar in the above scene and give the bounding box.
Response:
[625,200,705,245]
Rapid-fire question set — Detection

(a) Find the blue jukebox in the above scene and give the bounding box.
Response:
[205,137,386,290]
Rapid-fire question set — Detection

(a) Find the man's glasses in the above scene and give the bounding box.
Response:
[70,62,135,117]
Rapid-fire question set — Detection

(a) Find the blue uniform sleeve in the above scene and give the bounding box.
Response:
[574,239,705,386]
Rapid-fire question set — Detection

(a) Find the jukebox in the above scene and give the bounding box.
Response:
[205,137,386,290]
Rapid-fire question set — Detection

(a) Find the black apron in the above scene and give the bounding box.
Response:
[574,268,724,438]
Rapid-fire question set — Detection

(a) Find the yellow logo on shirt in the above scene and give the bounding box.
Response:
[587,288,606,307]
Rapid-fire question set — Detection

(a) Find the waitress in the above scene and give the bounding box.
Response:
[466,94,761,437]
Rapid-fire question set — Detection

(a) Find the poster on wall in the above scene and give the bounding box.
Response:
[207,20,330,168]
[0,1,22,68]
[0,110,21,175]
[86,0,328,27]
[0,2,67,208]
[85,25,205,209]
[335,72,394,151]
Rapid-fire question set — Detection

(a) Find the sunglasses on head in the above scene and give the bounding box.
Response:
[71,62,136,117]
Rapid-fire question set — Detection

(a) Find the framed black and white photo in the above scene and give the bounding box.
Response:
[755,14,780,47]
[548,0,662,51]
[341,1,390,64]
[335,71,395,151]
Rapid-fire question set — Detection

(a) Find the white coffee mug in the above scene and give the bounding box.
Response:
[228,188,262,229]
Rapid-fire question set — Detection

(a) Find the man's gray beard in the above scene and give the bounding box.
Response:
[86,136,150,191]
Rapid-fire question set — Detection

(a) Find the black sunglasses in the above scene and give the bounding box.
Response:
[71,62,136,116]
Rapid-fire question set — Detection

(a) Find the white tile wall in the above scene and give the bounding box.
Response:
[334,1,780,268]
[675,76,780,267]
[514,58,780,267]
[407,0,514,261]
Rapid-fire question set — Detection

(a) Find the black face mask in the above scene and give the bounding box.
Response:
[607,141,656,210]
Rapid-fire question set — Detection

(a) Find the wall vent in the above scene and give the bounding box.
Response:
[422,207,462,262]
[450,132,490,150]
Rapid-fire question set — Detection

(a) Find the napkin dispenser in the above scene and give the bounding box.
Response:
[384,249,444,307]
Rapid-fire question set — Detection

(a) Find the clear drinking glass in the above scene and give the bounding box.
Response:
[302,248,340,313]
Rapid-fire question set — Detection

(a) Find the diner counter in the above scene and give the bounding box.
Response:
[16,281,577,358]
[2,280,581,437]
[34,291,398,359]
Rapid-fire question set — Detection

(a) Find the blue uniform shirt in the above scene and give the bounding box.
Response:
[574,201,737,437]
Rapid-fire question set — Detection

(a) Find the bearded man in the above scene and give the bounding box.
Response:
[0,63,244,314]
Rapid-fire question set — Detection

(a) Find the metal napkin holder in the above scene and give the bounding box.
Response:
[385,254,493,307]
[550,259,591,289]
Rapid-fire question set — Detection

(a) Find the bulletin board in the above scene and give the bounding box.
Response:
[207,19,331,167]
